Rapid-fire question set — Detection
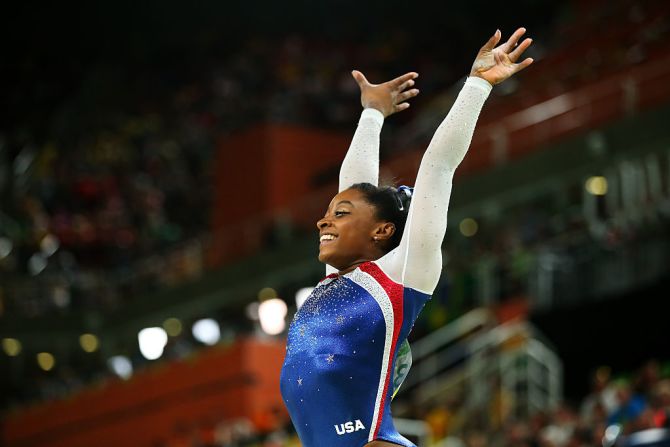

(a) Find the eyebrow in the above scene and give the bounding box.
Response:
[325,200,355,214]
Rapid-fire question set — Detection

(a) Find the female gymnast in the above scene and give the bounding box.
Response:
[280,28,534,447]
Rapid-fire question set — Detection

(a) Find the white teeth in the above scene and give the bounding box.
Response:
[320,234,336,242]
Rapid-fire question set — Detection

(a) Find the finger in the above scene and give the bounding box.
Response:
[513,58,534,75]
[508,38,532,62]
[390,71,419,88]
[499,27,526,53]
[394,102,410,112]
[481,29,502,52]
[397,78,415,92]
[396,88,420,102]
[351,70,370,87]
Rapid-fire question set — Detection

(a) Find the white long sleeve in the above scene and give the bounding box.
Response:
[327,108,385,275]
[338,108,384,192]
[377,77,492,293]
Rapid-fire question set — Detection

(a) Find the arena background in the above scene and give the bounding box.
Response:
[1,0,670,446]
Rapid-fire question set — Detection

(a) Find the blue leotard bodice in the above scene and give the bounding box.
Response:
[279,261,430,447]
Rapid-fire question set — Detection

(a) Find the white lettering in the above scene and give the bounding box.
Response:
[334,420,366,435]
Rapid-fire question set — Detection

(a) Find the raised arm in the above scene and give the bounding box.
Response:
[327,71,419,274]
[338,70,420,191]
[380,28,534,292]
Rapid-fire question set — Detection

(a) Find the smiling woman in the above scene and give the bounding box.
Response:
[317,187,404,271]
[279,28,534,447]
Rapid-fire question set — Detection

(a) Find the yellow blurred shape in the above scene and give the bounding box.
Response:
[459,218,478,237]
[37,352,55,371]
[2,338,22,356]
[586,176,608,195]
[79,333,100,353]
[258,287,277,301]
[163,317,183,337]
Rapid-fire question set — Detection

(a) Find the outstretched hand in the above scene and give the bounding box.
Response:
[470,28,534,85]
[351,70,420,118]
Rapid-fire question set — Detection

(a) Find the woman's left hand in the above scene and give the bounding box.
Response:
[470,27,534,85]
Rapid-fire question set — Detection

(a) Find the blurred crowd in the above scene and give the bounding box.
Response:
[2,0,668,320]
[151,359,670,446]
[0,31,459,317]
[422,360,670,447]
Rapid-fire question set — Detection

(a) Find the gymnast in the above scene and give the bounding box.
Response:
[280,28,533,447]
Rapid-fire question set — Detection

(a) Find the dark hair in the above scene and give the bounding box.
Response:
[348,182,412,252]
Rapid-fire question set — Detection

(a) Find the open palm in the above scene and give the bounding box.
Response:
[470,28,534,85]
[351,70,420,118]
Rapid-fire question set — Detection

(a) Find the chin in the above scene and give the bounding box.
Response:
[318,250,334,266]
[318,248,341,269]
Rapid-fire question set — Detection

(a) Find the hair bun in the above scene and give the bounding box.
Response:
[396,185,413,211]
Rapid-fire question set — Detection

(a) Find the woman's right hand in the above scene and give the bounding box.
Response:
[351,70,420,118]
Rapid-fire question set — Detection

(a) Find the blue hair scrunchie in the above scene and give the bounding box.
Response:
[396,185,414,211]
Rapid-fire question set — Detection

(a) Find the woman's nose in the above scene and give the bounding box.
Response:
[316,217,329,230]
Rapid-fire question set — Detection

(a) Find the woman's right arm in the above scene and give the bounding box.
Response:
[338,70,420,192]
[326,70,420,275]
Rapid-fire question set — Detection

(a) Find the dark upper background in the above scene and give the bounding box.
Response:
[1,0,560,139]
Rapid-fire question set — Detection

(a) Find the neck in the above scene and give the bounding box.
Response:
[337,258,373,275]
[334,248,387,275]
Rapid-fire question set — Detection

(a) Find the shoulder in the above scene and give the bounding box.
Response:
[351,261,429,298]
[352,261,402,288]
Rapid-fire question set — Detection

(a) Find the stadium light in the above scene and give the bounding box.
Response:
[259,298,288,335]
[79,333,100,353]
[585,176,608,195]
[459,218,478,237]
[2,338,22,356]
[163,317,183,337]
[107,355,133,379]
[138,327,168,360]
[37,352,55,371]
[258,287,277,300]
[192,318,221,346]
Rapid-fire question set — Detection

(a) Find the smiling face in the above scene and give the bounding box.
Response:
[316,188,395,272]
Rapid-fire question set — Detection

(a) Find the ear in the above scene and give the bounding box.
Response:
[372,222,396,242]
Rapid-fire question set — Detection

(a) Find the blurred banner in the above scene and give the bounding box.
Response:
[1,339,287,447]
[209,125,349,267]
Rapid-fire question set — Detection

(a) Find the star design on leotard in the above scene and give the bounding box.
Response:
[297,377,303,386]
[336,315,345,324]
[313,305,321,315]
[326,354,335,363]
[299,326,306,337]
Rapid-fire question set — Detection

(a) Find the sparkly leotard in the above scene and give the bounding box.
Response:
[280,77,493,447]
[280,262,429,446]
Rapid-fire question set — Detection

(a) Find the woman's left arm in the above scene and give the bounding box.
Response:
[387,28,533,293]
